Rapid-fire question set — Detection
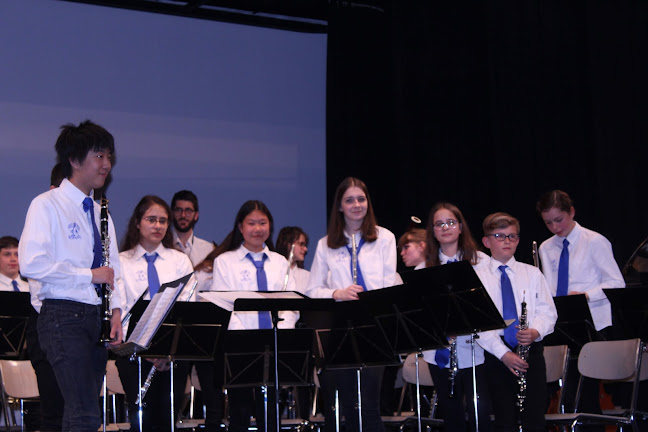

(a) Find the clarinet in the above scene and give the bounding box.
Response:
[448,337,459,397]
[99,195,113,344]
[516,294,530,413]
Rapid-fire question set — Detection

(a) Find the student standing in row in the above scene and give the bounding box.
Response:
[211,200,297,432]
[116,195,194,432]
[19,121,123,432]
[306,177,397,432]
[476,212,557,432]
[422,202,490,432]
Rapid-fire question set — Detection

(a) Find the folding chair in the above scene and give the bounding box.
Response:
[544,345,570,415]
[545,338,643,432]
[0,360,39,432]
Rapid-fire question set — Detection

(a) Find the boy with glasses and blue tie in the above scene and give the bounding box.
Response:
[476,212,557,432]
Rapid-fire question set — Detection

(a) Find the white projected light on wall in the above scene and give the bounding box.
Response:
[0,0,326,268]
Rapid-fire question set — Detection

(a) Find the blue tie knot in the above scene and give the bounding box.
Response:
[498,265,508,274]
[145,253,159,264]
[11,280,19,292]
[447,258,458,263]
[246,253,267,269]
[563,238,569,249]
[82,197,94,213]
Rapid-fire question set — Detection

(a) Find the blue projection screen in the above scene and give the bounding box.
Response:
[0,0,327,268]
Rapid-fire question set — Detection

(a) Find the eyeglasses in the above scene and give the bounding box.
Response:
[173,207,195,216]
[432,219,459,230]
[488,233,520,242]
[142,216,169,226]
[294,241,307,248]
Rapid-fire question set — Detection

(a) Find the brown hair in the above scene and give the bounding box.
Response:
[425,202,480,267]
[536,190,574,214]
[482,212,521,236]
[276,226,309,269]
[398,228,426,250]
[120,195,175,252]
[327,177,378,248]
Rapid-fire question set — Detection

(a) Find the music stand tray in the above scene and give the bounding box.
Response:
[0,292,32,358]
[542,294,600,352]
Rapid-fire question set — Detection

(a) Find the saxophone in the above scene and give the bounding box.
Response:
[448,337,458,397]
[99,195,113,344]
[516,294,529,413]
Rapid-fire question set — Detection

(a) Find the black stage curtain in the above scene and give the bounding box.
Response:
[326,1,648,268]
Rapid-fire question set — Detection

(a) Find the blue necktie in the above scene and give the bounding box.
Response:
[11,280,19,292]
[345,236,367,290]
[83,197,102,296]
[145,253,161,297]
[499,265,519,348]
[246,253,272,329]
[435,258,458,368]
[556,239,569,297]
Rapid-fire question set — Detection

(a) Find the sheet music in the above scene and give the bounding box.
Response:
[198,291,304,312]
[127,273,197,348]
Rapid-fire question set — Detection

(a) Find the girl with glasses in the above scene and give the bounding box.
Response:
[306,177,397,432]
[116,195,194,432]
[275,226,310,293]
[422,202,491,432]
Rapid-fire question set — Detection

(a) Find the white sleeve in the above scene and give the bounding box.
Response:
[305,240,335,299]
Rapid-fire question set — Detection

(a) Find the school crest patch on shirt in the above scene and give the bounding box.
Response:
[335,250,347,263]
[67,222,81,239]
[240,269,252,282]
[136,270,146,282]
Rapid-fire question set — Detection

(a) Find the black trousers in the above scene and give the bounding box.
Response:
[428,363,490,432]
[26,311,64,431]
[319,367,385,432]
[484,344,546,432]
[116,357,188,432]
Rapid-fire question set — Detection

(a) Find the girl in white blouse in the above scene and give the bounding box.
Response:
[116,195,193,432]
[306,177,397,432]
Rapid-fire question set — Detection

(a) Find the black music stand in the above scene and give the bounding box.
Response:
[0,292,32,358]
[232,292,334,432]
[131,301,230,432]
[302,299,400,432]
[604,288,648,341]
[366,261,507,432]
[542,294,600,354]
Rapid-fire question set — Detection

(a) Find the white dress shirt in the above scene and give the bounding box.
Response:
[172,229,215,267]
[422,250,488,369]
[305,226,398,298]
[0,274,29,292]
[118,243,194,315]
[290,267,310,294]
[538,222,624,331]
[19,178,122,311]
[476,256,557,361]
[211,244,297,330]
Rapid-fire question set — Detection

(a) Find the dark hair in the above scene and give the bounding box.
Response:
[327,177,378,248]
[536,190,574,214]
[217,200,275,254]
[0,236,19,251]
[171,190,199,212]
[194,233,231,273]
[50,163,64,187]
[120,195,174,252]
[276,226,309,269]
[482,212,521,235]
[55,120,115,179]
[425,202,480,267]
[398,228,426,250]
